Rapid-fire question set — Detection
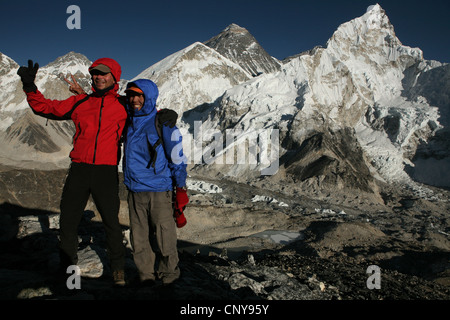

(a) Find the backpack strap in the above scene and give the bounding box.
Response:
[146,113,164,169]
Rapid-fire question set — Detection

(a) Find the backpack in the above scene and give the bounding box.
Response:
[146,109,178,169]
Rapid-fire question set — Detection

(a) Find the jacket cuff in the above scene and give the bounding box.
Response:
[23,83,38,93]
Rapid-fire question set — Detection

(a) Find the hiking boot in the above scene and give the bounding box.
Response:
[160,267,181,286]
[113,270,125,287]
[140,278,157,287]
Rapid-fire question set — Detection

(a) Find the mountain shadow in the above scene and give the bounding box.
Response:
[402,63,450,188]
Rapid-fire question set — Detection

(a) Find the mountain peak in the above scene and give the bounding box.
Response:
[41,52,92,81]
[366,3,382,13]
[362,3,389,26]
[204,24,281,76]
[46,52,91,68]
[224,23,248,34]
[0,52,19,77]
[326,2,424,65]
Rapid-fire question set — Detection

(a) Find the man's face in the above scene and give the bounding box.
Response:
[128,92,145,111]
[92,72,115,90]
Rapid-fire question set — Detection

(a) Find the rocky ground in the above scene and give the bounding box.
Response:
[0,167,449,305]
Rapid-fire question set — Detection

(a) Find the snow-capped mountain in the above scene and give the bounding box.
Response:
[128,41,251,116]
[197,4,448,189]
[0,52,23,131]
[0,4,448,191]
[204,23,282,77]
[0,52,92,169]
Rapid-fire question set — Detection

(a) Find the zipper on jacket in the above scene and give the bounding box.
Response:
[92,96,104,164]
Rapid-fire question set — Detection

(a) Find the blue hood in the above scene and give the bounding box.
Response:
[126,79,159,117]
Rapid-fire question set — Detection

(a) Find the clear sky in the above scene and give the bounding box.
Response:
[1,0,449,80]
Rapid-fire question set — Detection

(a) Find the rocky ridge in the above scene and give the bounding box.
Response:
[0,166,449,300]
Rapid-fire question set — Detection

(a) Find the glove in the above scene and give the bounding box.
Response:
[17,60,39,93]
[175,187,189,211]
[157,109,178,128]
[174,209,187,228]
[174,187,189,228]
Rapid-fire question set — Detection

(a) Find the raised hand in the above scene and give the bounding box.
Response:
[17,60,39,92]
[64,74,86,95]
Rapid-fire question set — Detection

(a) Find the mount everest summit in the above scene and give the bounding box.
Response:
[0,4,448,193]
[204,23,282,76]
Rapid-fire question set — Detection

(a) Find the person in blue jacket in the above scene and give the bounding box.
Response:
[123,79,188,286]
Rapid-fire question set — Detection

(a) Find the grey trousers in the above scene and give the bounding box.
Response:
[127,190,180,283]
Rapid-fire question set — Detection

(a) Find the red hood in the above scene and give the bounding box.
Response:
[89,58,122,93]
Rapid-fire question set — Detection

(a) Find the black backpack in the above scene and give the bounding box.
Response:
[146,109,178,169]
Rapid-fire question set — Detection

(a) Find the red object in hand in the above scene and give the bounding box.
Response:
[175,187,189,210]
[174,209,187,228]
[174,187,189,228]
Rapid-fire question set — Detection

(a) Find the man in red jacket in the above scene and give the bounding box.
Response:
[17,58,127,286]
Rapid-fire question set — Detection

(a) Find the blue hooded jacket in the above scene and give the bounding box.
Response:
[122,79,187,192]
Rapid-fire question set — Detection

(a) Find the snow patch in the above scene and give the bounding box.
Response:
[315,208,347,215]
[187,179,223,193]
[251,195,289,207]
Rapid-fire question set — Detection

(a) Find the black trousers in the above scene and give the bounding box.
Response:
[59,162,125,272]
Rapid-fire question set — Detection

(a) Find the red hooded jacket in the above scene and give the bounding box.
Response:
[25,58,127,166]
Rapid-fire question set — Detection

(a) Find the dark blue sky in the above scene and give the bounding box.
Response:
[1,0,449,79]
